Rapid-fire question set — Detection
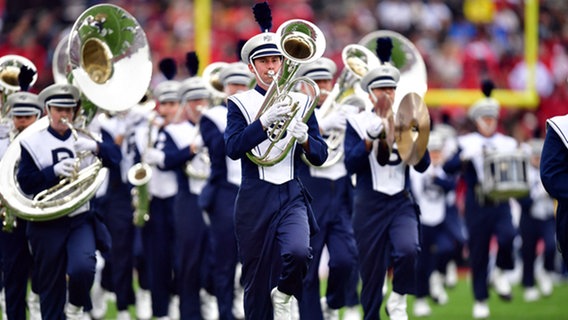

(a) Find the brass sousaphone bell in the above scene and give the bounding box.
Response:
[359,30,430,164]
[0,4,152,221]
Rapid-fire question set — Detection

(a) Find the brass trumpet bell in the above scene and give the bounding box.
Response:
[395,92,430,166]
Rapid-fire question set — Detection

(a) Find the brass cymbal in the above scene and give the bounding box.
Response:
[395,92,430,165]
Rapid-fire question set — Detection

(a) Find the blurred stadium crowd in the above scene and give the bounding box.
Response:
[1,0,568,139]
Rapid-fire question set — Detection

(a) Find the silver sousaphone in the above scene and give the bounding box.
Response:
[0,4,152,221]
[359,30,430,165]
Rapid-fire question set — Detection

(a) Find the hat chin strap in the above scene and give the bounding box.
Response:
[251,61,278,88]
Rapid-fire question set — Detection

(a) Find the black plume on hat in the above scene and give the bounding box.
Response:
[185,51,199,77]
[159,58,177,80]
[253,1,272,32]
[481,79,495,97]
[18,64,36,92]
[376,37,394,64]
[236,39,247,62]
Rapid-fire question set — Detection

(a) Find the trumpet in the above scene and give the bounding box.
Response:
[246,19,326,166]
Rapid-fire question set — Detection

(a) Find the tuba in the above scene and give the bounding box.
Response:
[310,44,380,168]
[246,19,326,166]
[0,55,37,231]
[359,30,430,165]
[0,4,152,221]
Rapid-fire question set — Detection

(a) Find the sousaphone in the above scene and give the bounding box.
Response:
[0,4,152,221]
[359,30,430,164]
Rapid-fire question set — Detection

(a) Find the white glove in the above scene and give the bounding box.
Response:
[259,101,292,128]
[74,137,98,153]
[365,117,384,140]
[288,120,309,144]
[320,111,346,133]
[144,148,165,167]
[0,122,12,139]
[53,158,75,178]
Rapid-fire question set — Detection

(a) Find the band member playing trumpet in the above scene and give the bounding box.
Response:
[295,57,360,320]
[224,3,328,318]
[199,61,251,319]
[17,83,119,319]
[443,80,518,319]
[344,37,430,320]
[0,91,42,320]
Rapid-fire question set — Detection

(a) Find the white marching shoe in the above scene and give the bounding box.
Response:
[445,261,458,288]
[523,287,540,302]
[412,298,432,317]
[430,271,449,305]
[320,297,339,320]
[64,303,84,320]
[168,294,180,320]
[386,291,408,320]
[271,287,292,320]
[491,268,512,301]
[537,270,554,297]
[472,301,490,319]
[27,290,42,320]
[116,310,132,320]
[200,288,219,320]
[342,306,362,320]
[135,288,152,320]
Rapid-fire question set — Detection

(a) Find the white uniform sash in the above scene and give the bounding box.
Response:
[347,112,405,195]
[230,90,311,185]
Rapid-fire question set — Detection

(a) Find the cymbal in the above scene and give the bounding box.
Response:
[395,92,430,165]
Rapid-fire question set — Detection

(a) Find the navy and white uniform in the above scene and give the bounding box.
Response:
[444,131,518,301]
[136,123,179,318]
[160,120,209,319]
[93,114,139,313]
[18,124,119,320]
[540,115,568,268]
[0,135,36,320]
[199,103,242,320]
[518,154,556,289]
[344,111,430,320]
[410,163,458,300]
[225,85,327,320]
[297,105,359,319]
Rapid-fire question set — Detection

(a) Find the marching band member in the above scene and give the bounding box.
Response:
[199,61,251,320]
[295,57,360,320]
[409,130,459,317]
[0,91,42,320]
[136,80,181,320]
[540,113,568,271]
[344,37,430,320]
[224,3,328,318]
[159,76,212,320]
[91,108,150,320]
[443,80,518,319]
[17,83,119,319]
[519,138,556,301]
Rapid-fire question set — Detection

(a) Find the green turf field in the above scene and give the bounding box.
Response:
[95,273,568,319]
